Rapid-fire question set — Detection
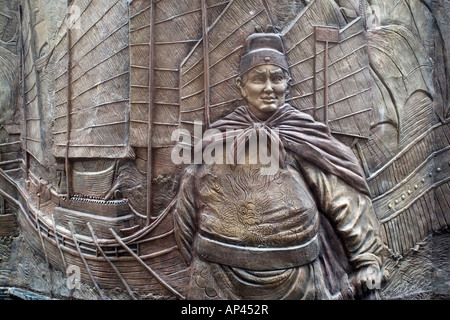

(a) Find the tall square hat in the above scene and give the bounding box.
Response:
[239,33,289,76]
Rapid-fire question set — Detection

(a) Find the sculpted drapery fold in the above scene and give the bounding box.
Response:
[173,103,384,299]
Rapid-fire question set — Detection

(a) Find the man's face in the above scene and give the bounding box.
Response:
[238,65,290,120]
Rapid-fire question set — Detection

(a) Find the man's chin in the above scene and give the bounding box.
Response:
[259,102,278,112]
[259,104,280,114]
[247,103,281,119]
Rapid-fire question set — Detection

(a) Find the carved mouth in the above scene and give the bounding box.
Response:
[261,97,276,103]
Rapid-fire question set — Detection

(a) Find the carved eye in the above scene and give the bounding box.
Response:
[251,76,264,83]
[271,76,284,83]
[239,205,248,214]
[239,202,255,215]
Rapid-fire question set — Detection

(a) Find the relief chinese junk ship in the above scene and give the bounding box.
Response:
[0,0,448,299]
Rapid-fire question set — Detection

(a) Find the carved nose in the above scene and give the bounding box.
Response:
[263,81,274,93]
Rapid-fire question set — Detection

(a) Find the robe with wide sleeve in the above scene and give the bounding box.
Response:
[173,158,382,299]
[173,105,383,300]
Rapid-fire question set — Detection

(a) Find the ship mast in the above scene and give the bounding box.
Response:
[64,0,73,198]
[146,0,156,225]
[201,0,210,129]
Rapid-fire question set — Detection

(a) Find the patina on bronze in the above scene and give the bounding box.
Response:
[0,0,448,301]
[173,32,384,300]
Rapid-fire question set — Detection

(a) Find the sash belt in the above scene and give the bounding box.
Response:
[195,233,319,271]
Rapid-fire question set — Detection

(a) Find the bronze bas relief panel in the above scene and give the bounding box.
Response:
[0,0,448,300]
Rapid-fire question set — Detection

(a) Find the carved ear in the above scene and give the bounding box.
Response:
[236,77,247,98]
[285,76,292,96]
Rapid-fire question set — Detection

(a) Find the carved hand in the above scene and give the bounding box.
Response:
[355,265,385,292]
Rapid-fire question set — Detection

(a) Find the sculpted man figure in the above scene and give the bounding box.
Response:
[173,33,384,299]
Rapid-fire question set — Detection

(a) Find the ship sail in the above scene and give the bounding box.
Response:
[52,0,134,160]
[180,0,373,143]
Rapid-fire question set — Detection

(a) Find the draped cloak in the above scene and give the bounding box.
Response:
[206,104,371,196]
[173,104,383,299]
